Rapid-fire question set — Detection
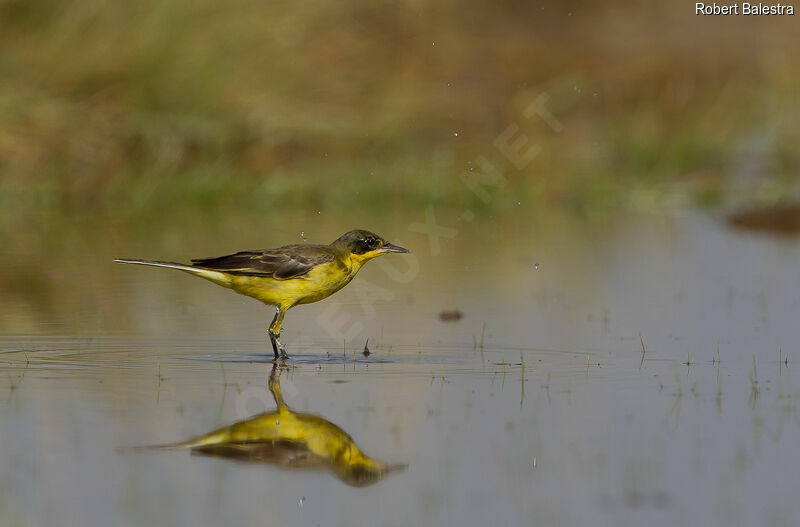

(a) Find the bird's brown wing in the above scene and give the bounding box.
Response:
[190,244,334,280]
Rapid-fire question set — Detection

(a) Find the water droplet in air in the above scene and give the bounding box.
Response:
[534,263,540,270]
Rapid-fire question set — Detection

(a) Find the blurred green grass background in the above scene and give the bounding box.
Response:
[1,0,799,223]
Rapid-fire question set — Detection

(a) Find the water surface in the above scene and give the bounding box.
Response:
[1,210,799,526]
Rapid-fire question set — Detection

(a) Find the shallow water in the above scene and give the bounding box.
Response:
[1,210,799,526]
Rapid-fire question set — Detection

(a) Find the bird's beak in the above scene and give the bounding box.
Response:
[380,242,410,254]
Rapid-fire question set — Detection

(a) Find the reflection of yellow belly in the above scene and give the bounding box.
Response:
[176,407,372,471]
[226,262,356,310]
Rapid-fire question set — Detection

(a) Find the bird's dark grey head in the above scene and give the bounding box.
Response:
[333,230,409,255]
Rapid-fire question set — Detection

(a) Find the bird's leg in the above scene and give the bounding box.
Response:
[274,334,288,360]
[268,308,287,360]
[267,362,288,409]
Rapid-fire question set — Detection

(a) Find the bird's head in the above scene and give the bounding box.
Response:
[332,230,409,265]
[335,457,408,487]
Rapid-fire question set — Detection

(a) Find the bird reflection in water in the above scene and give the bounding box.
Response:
[145,363,406,487]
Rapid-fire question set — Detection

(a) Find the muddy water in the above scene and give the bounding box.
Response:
[1,210,799,526]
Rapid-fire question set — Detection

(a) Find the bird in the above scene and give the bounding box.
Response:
[133,363,406,487]
[114,229,409,360]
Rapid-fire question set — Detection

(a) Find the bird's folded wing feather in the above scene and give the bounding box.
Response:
[190,245,333,280]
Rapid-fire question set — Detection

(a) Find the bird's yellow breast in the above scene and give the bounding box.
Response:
[227,261,357,310]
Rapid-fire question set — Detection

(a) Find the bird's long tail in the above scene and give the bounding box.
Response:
[114,259,197,272]
[115,436,217,454]
[113,259,231,286]
[115,427,234,454]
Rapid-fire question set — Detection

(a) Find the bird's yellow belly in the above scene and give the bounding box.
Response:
[228,262,355,310]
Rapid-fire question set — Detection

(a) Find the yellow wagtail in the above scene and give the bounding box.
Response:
[141,363,405,486]
[115,229,409,359]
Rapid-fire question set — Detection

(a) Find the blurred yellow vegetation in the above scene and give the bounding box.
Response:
[1,0,799,217]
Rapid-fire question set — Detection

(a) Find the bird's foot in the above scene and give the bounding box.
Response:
[269,331,289,361]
